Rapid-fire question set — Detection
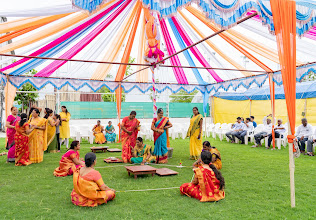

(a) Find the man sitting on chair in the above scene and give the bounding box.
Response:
[236,118,253,144]
[295,118,313,153]
[226,117,244,143]
[252,114,273,148]
[250,116,257,128]
[306,128,316,156]
[267,119,286,149]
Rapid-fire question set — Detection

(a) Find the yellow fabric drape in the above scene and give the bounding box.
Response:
[91,1,140,80]
[0,0,116,54]
[179,11,251,76]
[136,12,148,82]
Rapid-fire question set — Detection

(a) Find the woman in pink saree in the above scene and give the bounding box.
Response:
[121,111,140,163]
[6,107,20,150]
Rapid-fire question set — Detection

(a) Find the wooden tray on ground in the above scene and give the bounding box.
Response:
[90,146,109,153]
[104,158,123,163]
[156,168,179,176]
[107,148,122,152]
[125,165,157,179]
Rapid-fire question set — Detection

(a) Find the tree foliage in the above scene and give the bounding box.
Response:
[302,71,316,82]
[14,69,39,111]
[169,90,198,103]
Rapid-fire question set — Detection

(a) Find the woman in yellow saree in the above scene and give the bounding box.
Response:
[131,137,156,164]
[60,106,71,149]
[121,111,140,163]
[151,108,172,163]
[180,151,225,202]
[28,109,47,163]
[92,120,106,144]
[193,141,222,170]
[71,152,116,207]
[187,107,203,160]
[45,109,59,153]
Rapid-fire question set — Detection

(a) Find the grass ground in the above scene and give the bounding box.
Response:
[0,137,316,220]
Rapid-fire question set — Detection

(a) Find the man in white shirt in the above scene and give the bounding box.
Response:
[236,118,253,144]
[267,119,286,149]
[252,114,273,148]
[295,118,313,153]
[306,128,316,156]
[226,117,244,143]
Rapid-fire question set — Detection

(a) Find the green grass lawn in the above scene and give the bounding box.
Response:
[0,137,316,219]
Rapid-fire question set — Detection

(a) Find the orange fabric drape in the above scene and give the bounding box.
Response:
[186,6,273,72]
[270,0,296,136]
[136,12,148,82]
[91,1,140,80]
[179,11,251,76]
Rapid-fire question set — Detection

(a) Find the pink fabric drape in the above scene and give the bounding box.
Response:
[159,18,188,84]
[35,0,132,77]
[171,16,223,82]
[1,0,123,72]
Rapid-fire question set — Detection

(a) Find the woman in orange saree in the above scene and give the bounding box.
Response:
[180,151,225,202]
[14,113,33,166]
[54,141,84,177]
[71,152,115,207]
[92,120,106,144]
[151,108,172,163]
[121,111,140,163]
[28,109,47,163]
[193,141,222,170]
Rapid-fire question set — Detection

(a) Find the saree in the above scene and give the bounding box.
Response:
[121,117,140,163]
[152,117,170,163]
[60,112,70,139]
[28,117,47,163]
[105,125,116,142]
[93,125,106,144]
[71,168,115,207]
[14,122,32,166]
[187,114,203,160]
[46,117,58,153]
[6,142,15,163]
[131,144,156,164]
[6,115,20,148]
[180,166,225,202]
[54,150,82,177]
[210,148,222,170]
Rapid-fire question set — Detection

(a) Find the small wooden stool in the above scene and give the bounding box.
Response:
[125,165,157,179]
[107,148,122,152]
[156,168,178,176]
[104,158,123,163]
[90,146,108,153]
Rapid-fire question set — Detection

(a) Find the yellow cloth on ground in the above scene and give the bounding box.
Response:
[60,112,70,139]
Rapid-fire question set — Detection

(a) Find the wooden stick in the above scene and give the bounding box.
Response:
[287,121,295,208]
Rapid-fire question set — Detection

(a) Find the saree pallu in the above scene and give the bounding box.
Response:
[180,166,225,202]
[153,117,170,164]
[6,115,20,148]
[54,150,82,177]
[131,145,156,164]
[93,125,106,144]
[121,117,140,163]
[47,117,58,153]
[14,122,31,166]
[7,143,15,163]
[28,117,47,163]
[187,114,203,160]
[71,168,115,207]
[105,125,116,142]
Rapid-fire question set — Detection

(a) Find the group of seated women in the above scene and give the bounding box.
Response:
[92,120,116,144]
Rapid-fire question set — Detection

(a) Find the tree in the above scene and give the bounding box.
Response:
[169,90,198,103]
[14,69,39,112]
[99,56,135,102]
[302,70,316,82]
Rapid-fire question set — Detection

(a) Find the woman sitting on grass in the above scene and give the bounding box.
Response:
[53,141,84,177]
[131,137,156,164]
[105,121,116,143]
[181,151,225,202]
[193,141,222,170]
[71,152,116,207]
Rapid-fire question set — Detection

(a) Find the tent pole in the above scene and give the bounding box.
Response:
[288,121,295,207]
[249,99,252,116]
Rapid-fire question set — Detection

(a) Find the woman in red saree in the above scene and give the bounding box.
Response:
[121,111,140,163]
[151,108,172,163]
[14,113,33,166]
[71,152,115,207]
[6,107,20,150]
[54,141,84,177]
[180,151,225,202]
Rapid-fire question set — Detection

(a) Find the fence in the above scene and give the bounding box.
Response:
[60,102,210,119]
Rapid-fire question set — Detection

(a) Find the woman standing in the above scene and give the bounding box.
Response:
[28,108,47,163]
[121,111,140,163]
[187,107,203,160]
[151,108,172,163]
[105,121,116,143]
[14,113,33,166]
[54,114,61,152]
[92,120,106,144]
[60,106,71,149]
[45,109,59,153]
[6,107,20,150]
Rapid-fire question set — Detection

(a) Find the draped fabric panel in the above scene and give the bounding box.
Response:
[136,11,148,83]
